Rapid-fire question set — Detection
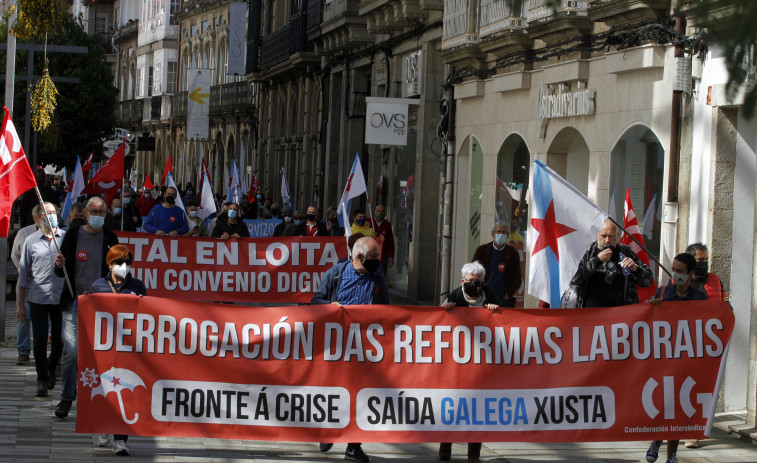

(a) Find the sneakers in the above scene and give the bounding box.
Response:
[345,444,369,462]
[319,443,334,453]
[35,384,48,397]
[665,457,678,463]
[685,439,699,448]
[98,434,113,447]
[113,440,129,456]
[646,440,663,463]
[15,354,29,365]
[55,400,72,419]
[46,374,56,391]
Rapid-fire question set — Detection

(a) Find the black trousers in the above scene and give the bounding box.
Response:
[29,302,63,388]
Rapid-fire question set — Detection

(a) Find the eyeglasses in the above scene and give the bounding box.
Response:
[112,259,132,266]
[88,209,107,216]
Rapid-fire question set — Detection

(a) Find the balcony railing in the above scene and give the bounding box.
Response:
[527,0,588,23]
[307,0,323,30]
[210,82,251,115]
[443,0,478,48]
[480,0,527,37]
[258,14,309,69]
[171,91,187,118]
[116,99,144,124]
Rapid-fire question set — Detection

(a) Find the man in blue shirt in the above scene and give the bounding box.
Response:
[645,252,707,463]
[142,187,189,236]
[311,237,389,462]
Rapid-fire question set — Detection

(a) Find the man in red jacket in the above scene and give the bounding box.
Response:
[369,205,395,275]
[471,220,521,307]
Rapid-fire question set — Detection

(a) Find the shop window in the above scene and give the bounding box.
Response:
[609,125,664,267]
[495,134,530,306]
[390,109,418,291]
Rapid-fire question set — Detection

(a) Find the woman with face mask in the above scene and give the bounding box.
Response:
[183,201,208,237]
[86,245,146,457]
[210,203,250,240]
[438,261,500,463]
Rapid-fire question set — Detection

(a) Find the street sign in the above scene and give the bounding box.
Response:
[187,68,211,139]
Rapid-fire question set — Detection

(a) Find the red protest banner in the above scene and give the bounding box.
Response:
[114,233,347,303]
[76,295,734,443]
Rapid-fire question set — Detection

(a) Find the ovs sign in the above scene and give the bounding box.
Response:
[364,97,419,146]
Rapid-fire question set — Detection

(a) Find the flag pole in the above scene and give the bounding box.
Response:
[34,187,74,297]
[606,216,672,279]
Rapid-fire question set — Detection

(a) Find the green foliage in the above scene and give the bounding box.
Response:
[1,15,117,169]
[689,0,756,118]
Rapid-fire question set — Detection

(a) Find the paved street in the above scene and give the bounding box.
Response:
[1,299,756,462]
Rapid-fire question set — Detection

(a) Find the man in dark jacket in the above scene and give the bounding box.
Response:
[285,205,328,237]
[471,220,522,307]
[311,237,388,462]
[211,203,250,239]
[570,219,654,308]
[53,197,119,419]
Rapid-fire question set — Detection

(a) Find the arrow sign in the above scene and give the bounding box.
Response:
[187,68,211,139]
[189,87,210,104]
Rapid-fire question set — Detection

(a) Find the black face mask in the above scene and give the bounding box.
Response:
[695,262,709,278]
[330,217,339,224]
[362,258,380,273]
[71,218,87,227]
[464,281,483,297]
[164,196,176,205]
[307,214,316,222]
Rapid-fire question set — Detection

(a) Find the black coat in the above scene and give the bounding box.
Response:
[210,213,250,238]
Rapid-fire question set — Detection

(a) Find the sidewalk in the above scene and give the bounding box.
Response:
[1,299,756,462]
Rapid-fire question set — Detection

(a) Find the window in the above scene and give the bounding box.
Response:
[147,66,154,96]
[201,20,209,32]
[153,63,162,95]
[96,15,108,34]
[136,68,144,98]
[167,61,177,93]
[169,0,179,25]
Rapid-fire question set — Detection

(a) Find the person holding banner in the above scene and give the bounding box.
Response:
[54,197,120,419]
[311,237,389,462]
[438,261,500,463]
[645,252,708,463]
[183,201,208,237]
[210,202,249,239]
[472,221,521,307]
[142,187,189,237]
[570,219,653,308]
[87,244,146,456]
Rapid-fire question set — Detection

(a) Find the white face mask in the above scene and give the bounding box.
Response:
[112,263,130,280]
[672,272,690,287]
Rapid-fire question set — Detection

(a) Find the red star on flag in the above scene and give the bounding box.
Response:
[530,201,576,259]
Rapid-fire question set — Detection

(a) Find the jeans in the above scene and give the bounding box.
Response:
[30,302,63,388]
[17,301,31,356]
[61,299,78,402]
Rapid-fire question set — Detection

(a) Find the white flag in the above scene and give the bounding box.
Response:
[61,157,85,220]
[165,172,186,214]
[281,168,293,209]
[198,171,217,220]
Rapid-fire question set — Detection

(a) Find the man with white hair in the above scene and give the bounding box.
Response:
[311,236,389,462]
[53,196,119,419]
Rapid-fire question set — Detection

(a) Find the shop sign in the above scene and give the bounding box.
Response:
[365,97,419,146]
[538,84,596,138]
[402,50,423,98]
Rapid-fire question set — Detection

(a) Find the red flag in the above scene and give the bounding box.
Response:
[248,170,259,198]
[143,173,154,192]
[82,140,125,205]
[0,107,37,237]
[81,151,94,176]
[620,189,657,302]
[161,154,172,186]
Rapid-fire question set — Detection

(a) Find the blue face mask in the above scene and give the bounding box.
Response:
[88,215,105,230]
[46,214,58,229]
[227,209,238,219]
[187,190,194,195]
[122,197,131,205]
[356,218,366,226]
[113,208,122,216]
[294,219,303,226]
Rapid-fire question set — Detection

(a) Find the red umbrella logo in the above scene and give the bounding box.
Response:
[88,367,146,424]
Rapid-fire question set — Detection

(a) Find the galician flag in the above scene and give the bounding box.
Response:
[227,159,240,204]
[61,156,85,220]
[197,171,217,220]
[621,189,657,302]
[165,171,186,214]
[337,154,367,237]
[528,160,607,307]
